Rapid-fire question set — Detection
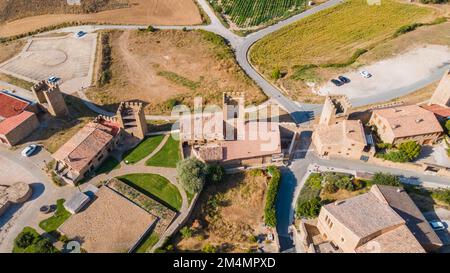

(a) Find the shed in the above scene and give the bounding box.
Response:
[64,191,90,214]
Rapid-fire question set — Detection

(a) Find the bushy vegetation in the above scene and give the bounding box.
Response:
[431,188,450,205]
[38,199,71,233]
[372,172,401,187]
[393,17,447,38]
[296,173,323,218]
[210,0,307,28]
[323,173,355,193]
[197,30,233,60]
[264,166,281,227]
[377,141,422,163]
[177,157,208,194]
[13,227,58,253]
[420,0,448,3]
[98,32,112,86]
[206,164,225,184]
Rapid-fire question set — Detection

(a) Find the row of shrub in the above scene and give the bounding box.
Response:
[393,17,447,38]
[376,141,422,163]
[264,166,282,228]
[98,32,112,86]
[296,173,323,219]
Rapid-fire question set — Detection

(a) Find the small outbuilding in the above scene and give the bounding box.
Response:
[64,191,91,214]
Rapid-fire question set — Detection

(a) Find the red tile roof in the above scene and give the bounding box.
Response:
[0,92,30,119]
[422,104,450,118]
[0,111,36,135]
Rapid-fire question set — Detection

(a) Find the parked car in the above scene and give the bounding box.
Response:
[48,76,58,83]
[331,79,344,86]
[360,70,372,78]
[75,31,86,38]
[338,76,350,83]
[429,221,446,231]
[21,144,38,157]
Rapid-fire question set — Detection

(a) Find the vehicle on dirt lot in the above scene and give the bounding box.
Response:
[331,79,344,86]
[360,70,372,78]
[21,144,38,157]
[75,31,86,38]
[48,76,58,83]
[338,76,350,83]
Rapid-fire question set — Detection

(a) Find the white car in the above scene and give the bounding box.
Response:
[48,76,58,83]
[21,144,38,157]
[429,221,446,231]
[360,70,372,78]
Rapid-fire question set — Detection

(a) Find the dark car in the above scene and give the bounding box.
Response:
[331,79,344,86]
[338,76,350,84]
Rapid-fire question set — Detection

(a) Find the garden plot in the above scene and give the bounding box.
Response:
[0,33,97,93]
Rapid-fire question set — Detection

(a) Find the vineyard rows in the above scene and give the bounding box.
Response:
[210,0,307,28]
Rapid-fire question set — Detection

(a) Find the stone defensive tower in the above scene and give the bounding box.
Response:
[319,95,352,126]
[32,80,69,117]
[429,70,450,107]
[116,101,147,139]
[223,92,245,141]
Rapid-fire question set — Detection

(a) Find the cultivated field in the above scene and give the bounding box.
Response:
[250,0,436,103]
[0,0,203,38]
[174,170,268,253]
[86,29,266,115]
[210,0,307,29]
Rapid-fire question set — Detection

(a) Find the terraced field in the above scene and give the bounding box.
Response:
[210,0,307,28]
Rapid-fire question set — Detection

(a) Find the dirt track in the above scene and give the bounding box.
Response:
[0,0,202,37]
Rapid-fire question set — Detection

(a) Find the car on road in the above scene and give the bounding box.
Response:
[331,79,344,86]
[360,70,372,78]
[48,76,59,83]
[429,221,446,231]
[21,144,38,157]
[75,31,86,38]
[338,76,350,84]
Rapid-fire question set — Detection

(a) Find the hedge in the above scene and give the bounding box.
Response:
[264,166,281,228]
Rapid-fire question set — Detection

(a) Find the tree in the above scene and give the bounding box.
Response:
[271,68,281,80]
[180,226,193,239]
[14,231,35,249]
[35,237,56,253]
[296,197,321,219]
[372,173,401,187]
[177,157,207,194]
[445,119,450,133]
[202,244,217,253]
[323,181,338,194]
[398,141,422,162]
[206,164,225,184]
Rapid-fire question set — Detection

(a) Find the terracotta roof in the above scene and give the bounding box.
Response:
[324,189,405,239]
[194,144,223,162]
[315,120,367,148]
[374,185,443,249]
[52,121,119,173]
[355,225,425,253]
[372,105,443,138]
[222,122,281,161]
[58,186,155,253]
[0,111,36,135]
[422,104,450,118]
[0,92,30,119]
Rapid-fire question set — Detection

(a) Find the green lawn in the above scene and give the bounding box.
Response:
[38,199,71,233]
[250,0,432,74]
[123,135,165,164]
[118,173,182,211]
[135,232,160,253]
[146,135,181,168]
[96,156,121,174]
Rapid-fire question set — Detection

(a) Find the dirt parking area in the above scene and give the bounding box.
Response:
[318,45,450,106]
[0,33,97,93]
[0,0,202,38]
[0,156,35,185]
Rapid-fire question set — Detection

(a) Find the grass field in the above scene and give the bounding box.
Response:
[123,135,165,164]
[146,135,180,168]
[38,199,71,233]
[250,0,433,101]
[210,0,307,29]
[118,173,182,211]
[135,232,160,253]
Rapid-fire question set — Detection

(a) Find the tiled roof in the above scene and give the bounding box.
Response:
[0,92,30,119]
[52,121,119,173]
[0,111,36,135]
[422,104,450,118]
[372,105,443,138]
[315,120,367,147]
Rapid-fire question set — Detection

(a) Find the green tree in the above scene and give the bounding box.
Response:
[14,231,35,249]
[398,141,422,161]
[296,197,321,219]
[176,157,207,194]
[445,119,450,133]
[180,226,193,239]
[372,173,401,187]
[35,237,56,253]
[206,164,225,184]
[271,68,281,80]
[202,244,217,253]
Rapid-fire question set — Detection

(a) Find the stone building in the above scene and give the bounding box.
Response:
[317,185,442,253]
[31,80,69,117]
[369,105,443,145]
[52,116,123,185]
[116,101,147,140]
[319,95,351,126]
[0,91,40,147]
